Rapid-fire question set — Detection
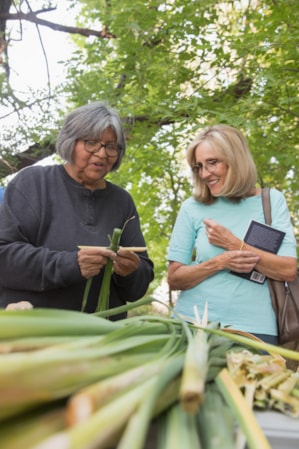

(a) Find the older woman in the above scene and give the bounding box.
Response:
[167,124,297,343]
[0,102,154,318]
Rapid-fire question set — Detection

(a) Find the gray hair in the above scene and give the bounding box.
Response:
[186,124,257,204]
[56,101,126,171]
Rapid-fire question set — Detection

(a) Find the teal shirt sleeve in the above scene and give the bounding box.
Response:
[269,189,297,257]
[167,198,198,265]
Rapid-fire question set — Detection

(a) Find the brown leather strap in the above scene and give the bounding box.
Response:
[261,187,272,225]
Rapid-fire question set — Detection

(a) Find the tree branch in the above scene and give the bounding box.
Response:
[0,11,116,38]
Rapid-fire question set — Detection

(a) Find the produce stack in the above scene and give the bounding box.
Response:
[0,301,298,449]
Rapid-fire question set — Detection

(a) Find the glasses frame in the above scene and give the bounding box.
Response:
[192,159,221,175]
[83,139,120,158]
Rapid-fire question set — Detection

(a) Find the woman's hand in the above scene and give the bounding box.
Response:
[203,218,297,282]
[204,218,238,250]
[112,249,140,277]
[77,248,116,279]
[203,218,260,273]
[220,250,260,273]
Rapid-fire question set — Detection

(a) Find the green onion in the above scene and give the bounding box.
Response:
[95,227,122,313]
[197,383,235,449]
[96,216,136,313]
[200,325,299,363]
[0,308,119,339]
[216,368,272,449]
[31,377,156,449]
[159,402,202,449]
[81,278,92,312]
[116,355,184,449]
[0,403,66,449]
[179,305,209,414]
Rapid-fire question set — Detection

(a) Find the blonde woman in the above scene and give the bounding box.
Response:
[167,124,297,344]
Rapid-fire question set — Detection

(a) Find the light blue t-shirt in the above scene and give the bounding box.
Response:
[0,187,4,203]
[167,189,297,335]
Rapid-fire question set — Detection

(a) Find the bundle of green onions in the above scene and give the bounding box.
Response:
[0,302,298,449]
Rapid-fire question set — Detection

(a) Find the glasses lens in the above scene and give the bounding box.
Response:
[105,144,119,156]
[84,140,119,156]
[84,140,98,153]
[192,160,219,174]
[206,160,218,172]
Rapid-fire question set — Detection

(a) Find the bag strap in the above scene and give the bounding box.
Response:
[261,187,272,225]
[261,188,280,314]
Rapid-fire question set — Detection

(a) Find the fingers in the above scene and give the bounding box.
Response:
[77,248,140,279]
[112,249,140,276]
[204,219,233,250]
[224,250,260,273]
[77,248,116,279]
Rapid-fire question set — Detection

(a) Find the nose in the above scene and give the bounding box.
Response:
[95,145,107,157]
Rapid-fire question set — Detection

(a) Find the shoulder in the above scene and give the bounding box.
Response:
[10,164,60,184]
[269,188,288,208]
[7,165,62,199]
[180,196,200,210]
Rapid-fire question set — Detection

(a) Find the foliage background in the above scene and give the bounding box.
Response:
[0,0,298,292]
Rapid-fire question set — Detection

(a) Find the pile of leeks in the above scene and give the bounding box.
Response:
[0,300,298,449]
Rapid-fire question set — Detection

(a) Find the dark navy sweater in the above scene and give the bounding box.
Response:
[0,165,154,319]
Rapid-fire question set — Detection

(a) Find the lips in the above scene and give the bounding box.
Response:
[91,161,105,169]
[207,179,219,186]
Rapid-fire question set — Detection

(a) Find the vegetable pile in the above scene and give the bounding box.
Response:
[0,300,298,449]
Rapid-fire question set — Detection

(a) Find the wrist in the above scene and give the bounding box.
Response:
[239,240,245,251]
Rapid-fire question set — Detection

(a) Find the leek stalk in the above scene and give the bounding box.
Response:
[216,368,272,449]
[158,402,202,449]
[66,351,184,425]
[200,325,299,362]
[179,305,209,414]
[96,227,122,313]
[197,383,235,449]
[0,308,119,339]
[0,404,66,449]
[116,354,185,449]
[31,377,156,449]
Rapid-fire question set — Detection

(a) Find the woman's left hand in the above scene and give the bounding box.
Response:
[112,249,140,277]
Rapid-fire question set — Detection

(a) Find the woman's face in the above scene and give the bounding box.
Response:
[194,140,228,196]
[66,127,119,189]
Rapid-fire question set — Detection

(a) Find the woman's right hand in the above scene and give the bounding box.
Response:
[77,248,116,279]
[221,250,260,273]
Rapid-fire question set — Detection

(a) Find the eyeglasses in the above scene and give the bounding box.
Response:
[192,159,221,175]
[83,140,120,157]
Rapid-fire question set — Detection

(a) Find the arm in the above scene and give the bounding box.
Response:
[112,252,154,301]
[168,249,260,290]
[0,174,83,292]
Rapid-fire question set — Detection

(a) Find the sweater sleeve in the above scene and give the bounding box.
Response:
[0,173,82,292]
[111,253,154,302]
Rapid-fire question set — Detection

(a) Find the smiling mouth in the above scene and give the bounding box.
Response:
[207,179,219,186]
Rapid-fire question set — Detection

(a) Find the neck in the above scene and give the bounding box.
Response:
[64,164,106,190]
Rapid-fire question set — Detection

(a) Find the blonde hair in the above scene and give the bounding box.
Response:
[186,124,257,204]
